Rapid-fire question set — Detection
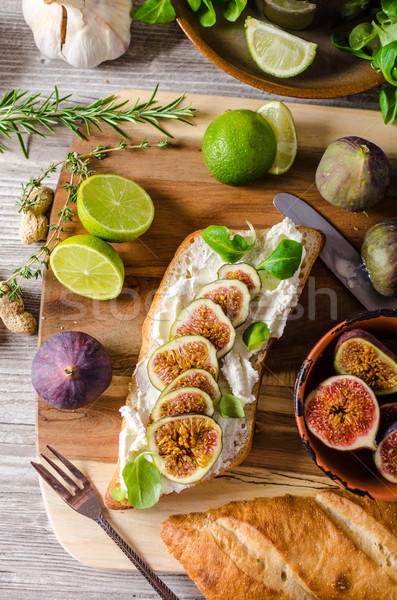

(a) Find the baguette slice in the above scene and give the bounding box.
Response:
[160,490,397,600]
[105,221,324,509]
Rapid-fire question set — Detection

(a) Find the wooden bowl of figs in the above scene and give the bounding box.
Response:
[294,309,397,501]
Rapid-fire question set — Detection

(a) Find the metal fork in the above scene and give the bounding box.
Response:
[31,445,180,600]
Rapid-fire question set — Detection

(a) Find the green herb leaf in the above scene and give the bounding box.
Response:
[382,0,397,20]
[132,0,176,23]
[0,85,195,157]
[372,41,397,84]
[202,222,256,262]
[109,487,126,502]
[379,83,397,123]
[376,10,393,26]
[330,0,371,27]
[372,20,397,47]
[187,0,202,11]
[223,0,247,22]
[122,454,162,510]
[242,321,270,352]
[197,0,217,27]
[256,239,303,280]
[331,32,373,59]
[349,22,377,50]
[219,394,245,418]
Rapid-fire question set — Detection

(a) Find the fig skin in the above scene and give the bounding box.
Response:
[305,374,379,451]
[361,220,397,297]
[315,136,391,212]
[334,328,397,395]
[31,331,112,410]
[374,421,397,483]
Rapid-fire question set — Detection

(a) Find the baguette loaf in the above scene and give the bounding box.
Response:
[105,219,324,509]
[160,490,397,600]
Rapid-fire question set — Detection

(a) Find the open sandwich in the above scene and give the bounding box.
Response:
[105,219,323,509]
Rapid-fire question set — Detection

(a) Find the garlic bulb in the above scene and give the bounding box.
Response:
[23,0,132,69]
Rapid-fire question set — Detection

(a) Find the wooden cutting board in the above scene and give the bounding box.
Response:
[36,89,397,572]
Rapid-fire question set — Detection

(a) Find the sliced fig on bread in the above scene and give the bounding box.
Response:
[147,413,222,484]
[195,279,251,327]
[170,298,235,358]
[148,335,219,390]
[151,387,214,422]
[217,263,261,299]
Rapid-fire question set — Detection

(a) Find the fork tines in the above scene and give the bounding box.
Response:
[31,445,88,500]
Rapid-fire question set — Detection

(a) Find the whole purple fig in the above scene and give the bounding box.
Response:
[315,136,391,212]
[361,220,397,297]
[31,331,112,410]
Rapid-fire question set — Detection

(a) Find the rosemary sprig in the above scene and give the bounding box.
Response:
[0,84,195,157]
[2,138,169,300]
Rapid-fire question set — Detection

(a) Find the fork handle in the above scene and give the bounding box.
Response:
[96,513,180,600]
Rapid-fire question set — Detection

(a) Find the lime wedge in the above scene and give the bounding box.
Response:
[245,17,317,78]
[77,174,154,243]
[50,234,125,300]
[264,0,317,30]
[257,101,297,174]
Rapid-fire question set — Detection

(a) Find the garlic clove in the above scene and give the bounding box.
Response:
[23,0,65,63]
[23,0,132,69]
[62,1,132,69]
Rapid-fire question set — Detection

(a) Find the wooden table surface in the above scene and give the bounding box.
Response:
[0,2,384,599]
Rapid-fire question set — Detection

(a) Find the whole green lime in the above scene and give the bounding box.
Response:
[202,109,277,186]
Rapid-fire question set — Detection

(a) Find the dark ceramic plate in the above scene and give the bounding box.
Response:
[174,0,384,99]
[294,309,397,502]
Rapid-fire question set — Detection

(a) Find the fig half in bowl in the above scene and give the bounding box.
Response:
[294,309,397,501]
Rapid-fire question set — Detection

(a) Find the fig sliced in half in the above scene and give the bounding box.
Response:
[195,279,251,327]
[374,422,397,483]
[148,335,219,391]
[159,368,221,403]
[170,298,235,358]
[217,263,261,299]
[305,375,379,451]
[147,414,222,484]
[151,387,214,422]
[334,328,397,395]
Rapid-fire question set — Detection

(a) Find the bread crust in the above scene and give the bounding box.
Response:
[160,491,397,600]
[105,225,324,510]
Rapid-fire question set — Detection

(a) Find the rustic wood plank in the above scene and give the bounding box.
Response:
[0,1,386,597]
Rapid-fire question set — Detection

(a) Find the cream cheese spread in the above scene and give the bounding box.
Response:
[118,218,305,494]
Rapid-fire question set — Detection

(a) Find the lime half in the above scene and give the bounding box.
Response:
[77,174,154,243]
[50,234,125,300]
[245,17,317,78]
[264,0,317,30]
[257,101,297,174]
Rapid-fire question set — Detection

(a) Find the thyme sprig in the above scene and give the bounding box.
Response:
[0,84,194,157]
[2,138,169,300]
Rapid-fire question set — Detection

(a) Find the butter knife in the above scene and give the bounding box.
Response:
[273,192,397,311]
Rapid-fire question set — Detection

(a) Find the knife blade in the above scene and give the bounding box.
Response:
[273,192,397,311]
